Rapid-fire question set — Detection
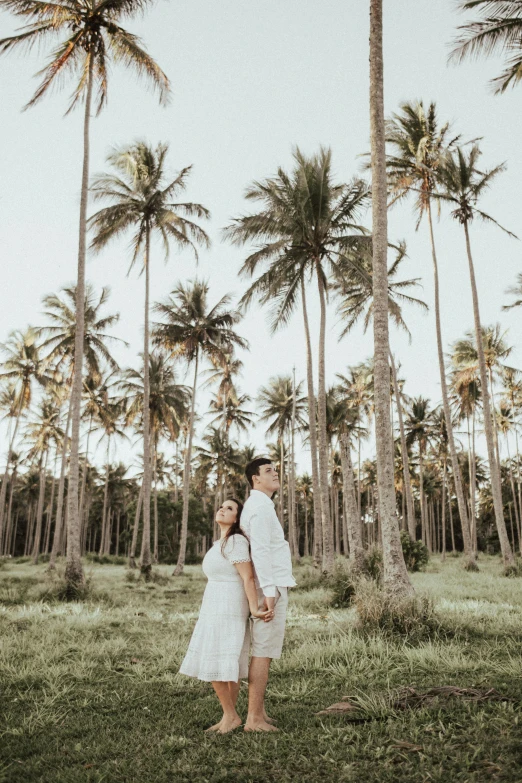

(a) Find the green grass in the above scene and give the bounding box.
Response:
[1,555,522,782]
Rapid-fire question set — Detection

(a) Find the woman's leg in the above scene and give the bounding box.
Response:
[228,680,241,709]
[205,681,242,733]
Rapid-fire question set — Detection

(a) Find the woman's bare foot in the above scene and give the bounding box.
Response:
[218,715,242,734]
[205,719,223,732]
[244,719,279,732]
[263,712,277,725]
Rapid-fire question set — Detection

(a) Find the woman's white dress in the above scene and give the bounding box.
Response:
[179,534,252,682]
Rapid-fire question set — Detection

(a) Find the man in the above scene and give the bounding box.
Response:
[241,456,297,732]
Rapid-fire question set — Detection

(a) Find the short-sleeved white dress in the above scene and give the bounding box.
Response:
[179,534,252,682]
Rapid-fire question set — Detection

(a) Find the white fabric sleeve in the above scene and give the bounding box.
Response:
[249,511,276,597]
[225,535,251,564]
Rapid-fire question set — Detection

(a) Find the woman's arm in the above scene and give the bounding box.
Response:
[234,561,273,622]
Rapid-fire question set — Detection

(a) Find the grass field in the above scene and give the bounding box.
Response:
[1,555,522,783]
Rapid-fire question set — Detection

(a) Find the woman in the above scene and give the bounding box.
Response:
[179,497,273,733]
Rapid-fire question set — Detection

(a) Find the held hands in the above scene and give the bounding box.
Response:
[251,596,276,622]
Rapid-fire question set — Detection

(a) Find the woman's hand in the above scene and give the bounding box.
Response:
[250,607,274,622]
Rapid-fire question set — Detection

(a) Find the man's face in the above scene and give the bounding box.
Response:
[253,463,280,495]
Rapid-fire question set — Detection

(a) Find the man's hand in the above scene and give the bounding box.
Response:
[262,596,275,613]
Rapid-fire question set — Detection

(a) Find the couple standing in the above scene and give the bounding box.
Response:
[179,456,296,733]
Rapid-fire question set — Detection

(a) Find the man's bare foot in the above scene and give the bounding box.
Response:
[205,719,223,732]
[244,719,279,732]
[218,715,242,734]
[263,713,277,725]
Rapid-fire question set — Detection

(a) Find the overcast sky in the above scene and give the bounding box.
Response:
[1,0,521,474]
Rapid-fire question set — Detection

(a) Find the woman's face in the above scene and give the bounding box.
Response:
[215,500,238,527]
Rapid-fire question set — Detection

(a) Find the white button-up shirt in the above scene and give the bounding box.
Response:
[240,489,297,598]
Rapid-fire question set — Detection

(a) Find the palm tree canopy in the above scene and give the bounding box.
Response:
[436,144,517,236]
[37,284,124,382]
[89,141,210,268]
[384,100,459,223]
[224,146,371,332]
[450,1,522,93]
[503,272,522,310]
[119,350,190,440]
[153,279,248,366]
[0,327,50,409]
[405,396,435,452]
[257,375,307,438]
[0,0,170,113]
[333,240,427,339]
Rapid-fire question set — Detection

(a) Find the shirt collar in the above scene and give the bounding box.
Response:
[249,489,275,506]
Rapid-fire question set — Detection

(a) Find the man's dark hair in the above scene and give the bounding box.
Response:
[245,457,272,489]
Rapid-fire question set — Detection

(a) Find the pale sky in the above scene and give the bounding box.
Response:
[1,0,521,474]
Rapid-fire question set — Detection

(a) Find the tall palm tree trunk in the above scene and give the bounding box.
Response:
[369,0,412,596]
[3,465,18,556]
[0,395,25,547]
[65,58,95,590]
[279,436,285,526]
[79,414,93,521]
[426,201,474,564]
[153,443,159,564]
[174,349,199,576]
[140,231,153,578]
[289,368,299,558]
[339,433,365,573]
[99,448,110,557]
[390,351,416,539]
[315,268,334,573]
[419,447,426,545]
[129,485,143,568]
[32,450,49,564]
[49,401,72,569]
[43,450,57,555]
[301,279,323,565]
[463,220,514,567]
[441,459,447,561]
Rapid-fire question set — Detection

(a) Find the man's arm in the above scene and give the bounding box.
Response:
[249,509,275,599]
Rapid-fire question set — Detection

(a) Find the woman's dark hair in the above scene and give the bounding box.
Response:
[220,497,250,556]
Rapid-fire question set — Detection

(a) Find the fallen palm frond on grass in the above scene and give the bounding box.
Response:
[316,685,515,719]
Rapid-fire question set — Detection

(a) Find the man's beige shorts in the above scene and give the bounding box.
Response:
[250,586,288,659]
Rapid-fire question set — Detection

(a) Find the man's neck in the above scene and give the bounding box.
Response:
[253,487,274,499]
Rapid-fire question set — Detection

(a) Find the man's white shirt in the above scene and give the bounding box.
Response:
[240,489,297,598]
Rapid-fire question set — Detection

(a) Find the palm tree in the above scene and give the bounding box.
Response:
[153,280,247,575]
[120,350,190,566]
[257,375,306,551]
[333,240,427,540]
[437,145,516,567]
[91,396,126,556]
[1,0,169,590]
[369,0,413,594]
[90,142,209,577]
[37,285,123,569]
[450,1,522,93]
[384,100,475,564]
[503,273,522,310]
[225,147,371,573]
[25,397,63,563]
[0,327,48,549]
[405,397,435,546]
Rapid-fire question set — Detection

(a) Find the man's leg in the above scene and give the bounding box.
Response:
[206,681,242,734]
[244,656,278,732]
[228,680,241,709]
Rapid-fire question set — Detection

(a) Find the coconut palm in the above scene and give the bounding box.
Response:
[437,144,516,566]
[384,100,475,564]
[0,328,49,549]
[257,375,306,552]
[450,1,522,93]
[369,0,413,594]
[0,0,169,589]
[89,142,209,577]
[225,147,371,573]
[37,285,123,569]
[503,273,522,310]
[153,279,247,575]
[25,397,64,563]
[405,397,436,546]
[333,240,427,540]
